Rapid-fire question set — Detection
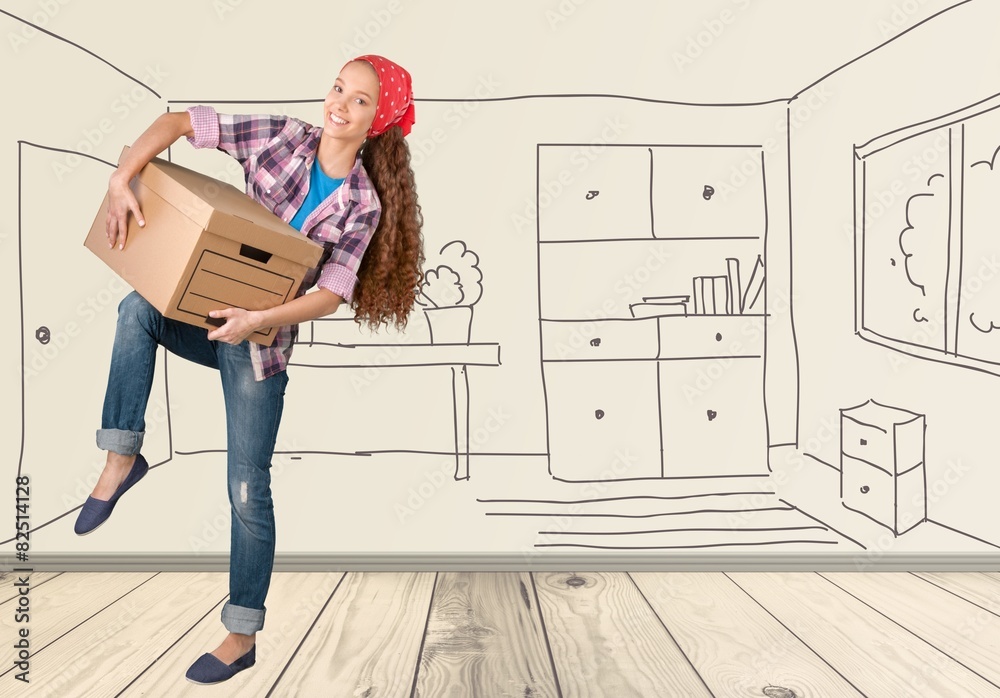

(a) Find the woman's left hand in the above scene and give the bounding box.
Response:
[206,308,262,344]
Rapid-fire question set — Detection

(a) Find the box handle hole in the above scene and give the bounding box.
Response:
[239,244,272,264]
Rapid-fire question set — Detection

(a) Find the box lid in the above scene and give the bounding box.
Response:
[120,146,323,268]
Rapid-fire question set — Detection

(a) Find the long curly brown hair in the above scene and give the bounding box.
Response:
[352,124,425,331]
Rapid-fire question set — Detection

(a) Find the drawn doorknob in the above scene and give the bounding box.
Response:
[860,485,870,494]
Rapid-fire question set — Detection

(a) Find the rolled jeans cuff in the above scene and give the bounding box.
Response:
[96,428,144,456]
[221,601,265,634]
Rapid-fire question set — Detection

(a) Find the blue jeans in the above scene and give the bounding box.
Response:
[97,291,286,635]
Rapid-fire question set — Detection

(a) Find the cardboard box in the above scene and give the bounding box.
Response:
[85,147,324,346]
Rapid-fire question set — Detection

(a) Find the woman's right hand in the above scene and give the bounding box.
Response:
[106,170,145,250]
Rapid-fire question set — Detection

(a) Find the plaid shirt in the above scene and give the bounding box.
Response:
[186,105,381,381]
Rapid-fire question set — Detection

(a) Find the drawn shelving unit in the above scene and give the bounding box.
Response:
[538,143,770,481]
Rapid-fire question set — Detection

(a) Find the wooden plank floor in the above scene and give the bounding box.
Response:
[1,571,998,697]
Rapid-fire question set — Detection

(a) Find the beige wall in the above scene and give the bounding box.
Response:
[787,0,1000,545]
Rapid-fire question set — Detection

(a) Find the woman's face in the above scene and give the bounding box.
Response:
[323,61,380,143]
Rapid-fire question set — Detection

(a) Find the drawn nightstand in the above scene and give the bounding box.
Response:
[840,399,927,535]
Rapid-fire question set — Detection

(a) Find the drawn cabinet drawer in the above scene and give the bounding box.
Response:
[841,412,923,473]
[651,146,766,239]
[658,315,764,358]
[840,418,893,467]
[541,319,658,360]
[658,358,766,477]
[538,146,652,242]
[841,454,895,525]
[542,360,661,480]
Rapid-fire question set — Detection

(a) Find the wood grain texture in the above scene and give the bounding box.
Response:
[537,571,711,697]
[730,572,1000,697]
[9,572,228,697]
[6,571,1000,696]
[632,572,861,697]
[0,570,63,603]
[275,571,435,698]
[0,571,155,681]
[120,571,345,696]
[415,571,557,698]
[915,572,1000,613]
[822,572,1000,689]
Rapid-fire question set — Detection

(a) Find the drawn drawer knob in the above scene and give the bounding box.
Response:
[707,409,717,421]
[703,185,715,200]
[35,326,50,345]
[860,438,867,446]
[595,409,605,420]
[715,332,722,342]
[860,485,870,494]
[590,337,602,347]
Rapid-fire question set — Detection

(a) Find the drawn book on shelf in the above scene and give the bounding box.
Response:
[629,295,690,318]
[742,254,765,313]
[692,275,729,314]
[691,255,764,315]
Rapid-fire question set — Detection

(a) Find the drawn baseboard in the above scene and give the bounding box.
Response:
[6,552,1000,572]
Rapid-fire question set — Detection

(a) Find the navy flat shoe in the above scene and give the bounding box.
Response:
[186,644,256,685]
[74,454,149,535]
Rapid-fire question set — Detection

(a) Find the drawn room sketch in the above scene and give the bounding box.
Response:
[3,0,999,564]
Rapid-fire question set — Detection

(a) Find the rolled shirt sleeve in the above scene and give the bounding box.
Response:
[185,105,221,149]
[185,105,287,166]
[315,200,381,303]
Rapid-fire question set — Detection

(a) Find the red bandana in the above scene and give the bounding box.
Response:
[349,54,415,138]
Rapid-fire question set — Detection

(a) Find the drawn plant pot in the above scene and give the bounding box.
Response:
[424,305,474,344]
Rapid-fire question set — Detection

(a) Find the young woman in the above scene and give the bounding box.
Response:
[74,54,424,684]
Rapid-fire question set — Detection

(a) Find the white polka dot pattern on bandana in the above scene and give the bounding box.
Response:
[349,54,415,138]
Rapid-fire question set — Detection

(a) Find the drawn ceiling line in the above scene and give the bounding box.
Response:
[165,94,794,108]
[0,8,163,98]
[791,0,975,100]
[857,90,1000,157]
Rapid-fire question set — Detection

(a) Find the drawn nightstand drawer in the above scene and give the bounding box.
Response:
[841,400,925,472]
[841,453,926,534]
[657,315,764,358]
[841,454,894,524]
[538,145,652,242]
[840,418,893,467]
[542,361,662,480]
[650,146,765,239]
[541,319,658,361]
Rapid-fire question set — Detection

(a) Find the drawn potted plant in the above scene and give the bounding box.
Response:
[416,240,483,343]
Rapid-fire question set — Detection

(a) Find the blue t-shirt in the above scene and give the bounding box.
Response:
[288,157,345,231]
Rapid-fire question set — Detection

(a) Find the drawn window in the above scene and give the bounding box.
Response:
[854,97,1000,374]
